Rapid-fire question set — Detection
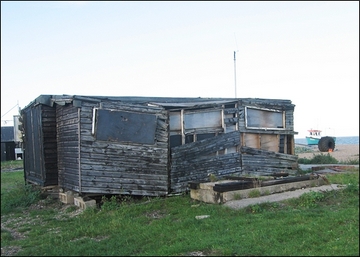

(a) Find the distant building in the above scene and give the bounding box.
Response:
[1,115,23,162]
[1,126,15,161]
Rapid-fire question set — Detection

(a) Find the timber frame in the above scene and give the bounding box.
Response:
[21,95,298,196]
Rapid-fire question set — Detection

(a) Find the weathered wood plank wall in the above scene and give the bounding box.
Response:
[240,146,298,176]
[23,105,42,185]
[41,105,58,185]
[76,100,169,196]
[23,105,57,186]
[170,131,241,193]
[57,104,80,191]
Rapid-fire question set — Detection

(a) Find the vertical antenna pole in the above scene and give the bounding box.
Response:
[234,51,237,98]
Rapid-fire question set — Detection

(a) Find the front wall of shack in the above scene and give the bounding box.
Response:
[170,99,298,193]
[57,99,169,196]
[238,99,298,176]
[169,102,241,193]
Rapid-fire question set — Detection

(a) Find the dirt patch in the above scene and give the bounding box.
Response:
[144,210,167,219]
[1,246,22,256]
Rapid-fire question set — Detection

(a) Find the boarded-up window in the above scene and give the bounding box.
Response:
[242,133,279,152]
[184,110,222,130]
[245,107,284,129]
[95,109,157,145]
[260,134,279,152]
[169,112,181,131]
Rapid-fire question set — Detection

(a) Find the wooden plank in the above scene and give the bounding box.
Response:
[79,154,168,166]
[243,133,259,148]
[79,187,167,196]
[100,102,165,114]
[223,176,259,181]
[240,129,297,135]
[224,117,238,124]
[213,181,253,192]
[241,167,296,175]
[80,163,167,175]
[82,140,167,152]
[80,145,168,156]
[82,169,168,181]
[81,176,167,187]
[80,180,168,191]
[241,156,297,168]
[260,175,311,187]
[240,146,298,161]
[171,166,242,184]
[171,131,240,160]
[212,175,310,192]
[171,153,240,175]
[79,146,167,163]
[223,108,238,114]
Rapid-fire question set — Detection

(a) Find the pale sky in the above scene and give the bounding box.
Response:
[1,1,359,138]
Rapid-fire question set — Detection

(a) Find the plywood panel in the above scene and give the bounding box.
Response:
[243,133,259,148]
[260,134,279,152]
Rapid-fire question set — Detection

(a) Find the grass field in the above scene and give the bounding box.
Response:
[1,159,359,256]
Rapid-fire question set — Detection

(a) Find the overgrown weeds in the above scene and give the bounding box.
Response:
[1,182,42,215]
[342,157,360,165]
[298,153,339,164]
[297,151,359,165]
[297,191,325,208]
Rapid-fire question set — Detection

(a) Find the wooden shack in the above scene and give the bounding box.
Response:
[21,94,298,196]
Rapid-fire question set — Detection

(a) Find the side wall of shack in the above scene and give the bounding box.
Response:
[57,99,170,196]
[56,103,80,191]
[22,104,58,186]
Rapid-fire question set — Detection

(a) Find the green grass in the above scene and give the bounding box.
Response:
[1,160,23,170]
[1,167,359,256]
[248,189,261,198]
[1,171,41,215]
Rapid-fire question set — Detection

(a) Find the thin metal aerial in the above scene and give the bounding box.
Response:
[1,102,19,118]
[234,33,239,98]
